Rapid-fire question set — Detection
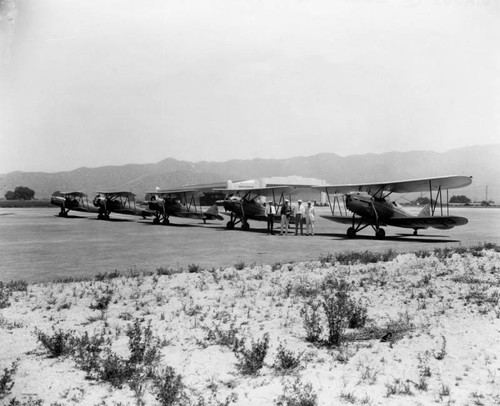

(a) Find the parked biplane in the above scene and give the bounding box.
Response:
[313,175,472,239]
[214,185,294,230]
[147,188,223,225]
[51,191,99,217]
[93,191,151,220]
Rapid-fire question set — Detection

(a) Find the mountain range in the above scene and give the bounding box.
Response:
[1,144,498,202]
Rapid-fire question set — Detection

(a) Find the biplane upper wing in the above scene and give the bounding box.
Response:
[60,191,87,198]
[314,175,473,196]
[151,188,204,198]
[96,191,136,199]
[213,186,295,196]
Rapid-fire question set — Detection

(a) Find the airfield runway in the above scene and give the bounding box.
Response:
[1,207,499,282]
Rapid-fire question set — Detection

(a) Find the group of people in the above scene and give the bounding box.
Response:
[264,199,315,236]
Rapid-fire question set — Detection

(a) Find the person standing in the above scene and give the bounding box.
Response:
[280,199,292,235]
[294,199,305,236]
[265,201,276,235]
[305,201,316,236]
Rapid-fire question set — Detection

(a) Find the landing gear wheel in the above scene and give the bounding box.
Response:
[375,228,385,240]
[413,229,418,236]
[153,217,160,225]
[104,214,110,220]
[347,227,356,239]
[98,213,103,220]
[58,212,64,217]
[242,222,250,231]
[162,218,170,225]
[226,221,235,230]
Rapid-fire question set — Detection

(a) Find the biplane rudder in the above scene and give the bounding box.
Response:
[418,204,431,217]
[204,204,224,221]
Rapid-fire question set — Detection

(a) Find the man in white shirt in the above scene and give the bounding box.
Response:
[265,202,276,235]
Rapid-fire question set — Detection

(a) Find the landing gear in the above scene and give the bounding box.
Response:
[375,228,385,240]
[226,221,235,230]
[162,218,170,225]
[153,217,160,225]
[241,222,250,231]
[347,227,356,239]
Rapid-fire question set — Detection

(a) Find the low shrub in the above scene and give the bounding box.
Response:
[273,343,302,372]
[275,377,318,406]
[89,290,113,311]
[35,328,73,358]
[153,366,188,406]
[235,333,270,375]
[234,261,246,270]
[203,322,244,351]
[0,361,18,399]
[188,264,202,273]
[301,301,323,343]
[94,270,121,281]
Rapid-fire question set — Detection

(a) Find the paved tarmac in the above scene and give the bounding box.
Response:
[0,207,498,282]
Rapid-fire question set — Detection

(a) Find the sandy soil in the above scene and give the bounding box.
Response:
[1,247,499,406]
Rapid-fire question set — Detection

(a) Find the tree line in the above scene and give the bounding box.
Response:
[4,186,36,200]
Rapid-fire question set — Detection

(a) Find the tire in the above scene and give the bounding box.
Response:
[376,228,385,240]
[227,221,235,230]
[347,227,356,238]
[242,222,250,231]
[162,218,170,225]
[153,217,160,225]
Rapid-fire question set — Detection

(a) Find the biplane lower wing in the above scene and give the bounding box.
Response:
[322,214,467,230]
[387,215,468,230]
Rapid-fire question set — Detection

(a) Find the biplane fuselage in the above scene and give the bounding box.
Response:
[147,189,222,225]
[220,197,266,221]
[93,192,151,220]
[346,193,411,222]
[215,186,294,231]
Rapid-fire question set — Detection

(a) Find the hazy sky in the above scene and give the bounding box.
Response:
[0,0,498,173]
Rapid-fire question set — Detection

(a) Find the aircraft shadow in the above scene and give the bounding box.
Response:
[90,217,135,223]
[326,232,459,243]
[139,221,207,228]
[53,214,88,219]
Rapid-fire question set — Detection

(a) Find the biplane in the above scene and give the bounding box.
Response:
[93,191,151,220]
[147,188,223,225]
[313,175,473,239]
[51,191,99,217]
[214,185,294,230]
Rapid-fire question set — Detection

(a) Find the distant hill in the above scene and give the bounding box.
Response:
[1,145,498,203]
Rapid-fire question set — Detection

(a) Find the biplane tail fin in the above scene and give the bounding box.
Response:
[204,204,224,221]
[418,204,431,217]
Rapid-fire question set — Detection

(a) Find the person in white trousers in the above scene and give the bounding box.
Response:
[305,201,316,236]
